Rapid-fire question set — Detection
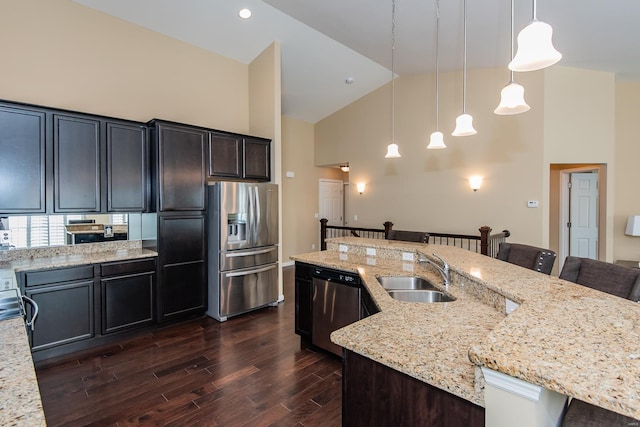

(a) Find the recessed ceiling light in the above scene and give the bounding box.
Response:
[238,8,252,19]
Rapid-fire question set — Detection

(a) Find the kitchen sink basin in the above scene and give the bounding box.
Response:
[387,290,455,303]
[377,276,455,303]
[377,275,440,290]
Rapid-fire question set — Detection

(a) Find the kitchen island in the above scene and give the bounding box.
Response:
[291,237,640,424]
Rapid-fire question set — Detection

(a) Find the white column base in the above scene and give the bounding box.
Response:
[482,367,568,427]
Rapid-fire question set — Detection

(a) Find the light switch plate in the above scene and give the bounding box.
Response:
[527,200,539,208]
[366,247,376,256]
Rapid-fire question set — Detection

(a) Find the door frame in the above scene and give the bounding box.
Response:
[556,164,604,271]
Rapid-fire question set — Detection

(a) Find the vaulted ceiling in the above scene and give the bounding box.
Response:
[74,0,640,123]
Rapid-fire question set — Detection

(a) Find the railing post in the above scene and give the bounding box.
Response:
[479,226,492,256]
[383,221,394,239]
[320,218,328,251]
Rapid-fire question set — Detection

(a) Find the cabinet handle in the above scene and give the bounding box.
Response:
[22,295,38,332]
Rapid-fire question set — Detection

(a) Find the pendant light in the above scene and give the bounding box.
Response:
[509,0,561,72]
[385,0,401,158]
[427,0,446,150]
[495,0,530,115]
[452,0,476,136]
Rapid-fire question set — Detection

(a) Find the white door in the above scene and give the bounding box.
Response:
[319,179,343,226]
[569,172,598,259]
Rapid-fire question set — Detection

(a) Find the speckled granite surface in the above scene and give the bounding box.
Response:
[291,237,640,420]
[0,318,46,426]
[0,241,158,426]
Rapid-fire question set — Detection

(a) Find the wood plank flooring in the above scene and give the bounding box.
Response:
[36,266,343,427]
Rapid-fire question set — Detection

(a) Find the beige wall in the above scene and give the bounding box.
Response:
[0,0,249,132]
[615,81,640,261]
[543,67,616,261]
[281,116,344,262]
[316,67,547,244]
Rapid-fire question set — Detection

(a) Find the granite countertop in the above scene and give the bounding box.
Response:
[0,242,158,426]
[0,318,46,426]
[291,236,640,420]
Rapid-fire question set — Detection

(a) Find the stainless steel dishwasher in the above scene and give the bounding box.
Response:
[311,266,361,356]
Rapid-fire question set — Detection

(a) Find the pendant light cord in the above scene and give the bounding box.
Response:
[462,0,467,113]
[391,0,396,144]
[509,0,515,83]
[435,0,440,130]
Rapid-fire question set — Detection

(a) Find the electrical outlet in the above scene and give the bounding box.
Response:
[366,248,376,256]
[311,243,316,250]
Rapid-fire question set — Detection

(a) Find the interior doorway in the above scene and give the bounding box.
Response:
[552,164,606,272]
[319,179,344,226]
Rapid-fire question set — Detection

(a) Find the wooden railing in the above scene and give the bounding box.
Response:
[320,219,510,257]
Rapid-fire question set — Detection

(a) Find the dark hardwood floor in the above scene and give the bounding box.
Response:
[36,266,342,427]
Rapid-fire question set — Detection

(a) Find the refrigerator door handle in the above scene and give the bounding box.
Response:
[224,263,277,278]
[225,247,277,258]
[247,185,254,247]
[254,186,261,238]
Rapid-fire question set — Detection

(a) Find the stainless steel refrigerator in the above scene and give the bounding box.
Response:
[206,181,279,322]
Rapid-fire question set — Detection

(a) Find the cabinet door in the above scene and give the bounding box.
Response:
[106,121,148,212]
[101,271,154,334]
[0,104,46,213]
[243,137,271,181]
[208,132,242,179]
[156,124,206,211]
[295,277,313,340]
[158,214,206,321]
[54,114,101,212]
[25,280,95,352]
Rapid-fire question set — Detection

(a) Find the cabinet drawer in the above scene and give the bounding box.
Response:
[24,265,94,287]
[101,258,157,277]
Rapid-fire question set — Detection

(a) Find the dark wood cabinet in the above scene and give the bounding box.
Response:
[53,114,101,212]
[294,262,313,341]
[157,214,206,321]
[0,103,46,214]
[106,121,149,212]
[152,121,207,212]
[343,350,485,427]
[243,136,270,181]
[23,266,96,353]
[100,258,156,334]
[208,131,242,179]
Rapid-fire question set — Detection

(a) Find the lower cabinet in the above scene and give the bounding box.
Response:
[100,258,156,334]
[25,278,95,352]
[21,257,157,361]
[294,262,313,341]
[343,350,485,427]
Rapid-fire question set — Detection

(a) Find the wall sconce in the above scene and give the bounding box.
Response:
[469,176,483,192]
[625,215,640,236]
[340,165,350,172]
[356,182,366,194]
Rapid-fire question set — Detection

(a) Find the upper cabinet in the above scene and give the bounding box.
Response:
[0,103,46,214]
[106,122,149,212]
[150,121,207,212]
[0,100,150,215]
[53,114,101,213]
[208,131,242,179]
[243,136,271,181]
[208,132,271,182]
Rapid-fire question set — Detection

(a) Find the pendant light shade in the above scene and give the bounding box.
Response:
[427,0,446,150]
[385,0,401,158]
[495,0,530,115]
[385,143,401,158]
[494,82,530,114]
[452,0,476,137]
[452,114,477,136]
[428,131,446,149]
[509,0,561,72]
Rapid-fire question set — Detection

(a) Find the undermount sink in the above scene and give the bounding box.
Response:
[376,276,455,303]
[387,289,455,303]
[377,275,440,290]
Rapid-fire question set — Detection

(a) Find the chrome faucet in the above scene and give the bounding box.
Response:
[417,252,450,288]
